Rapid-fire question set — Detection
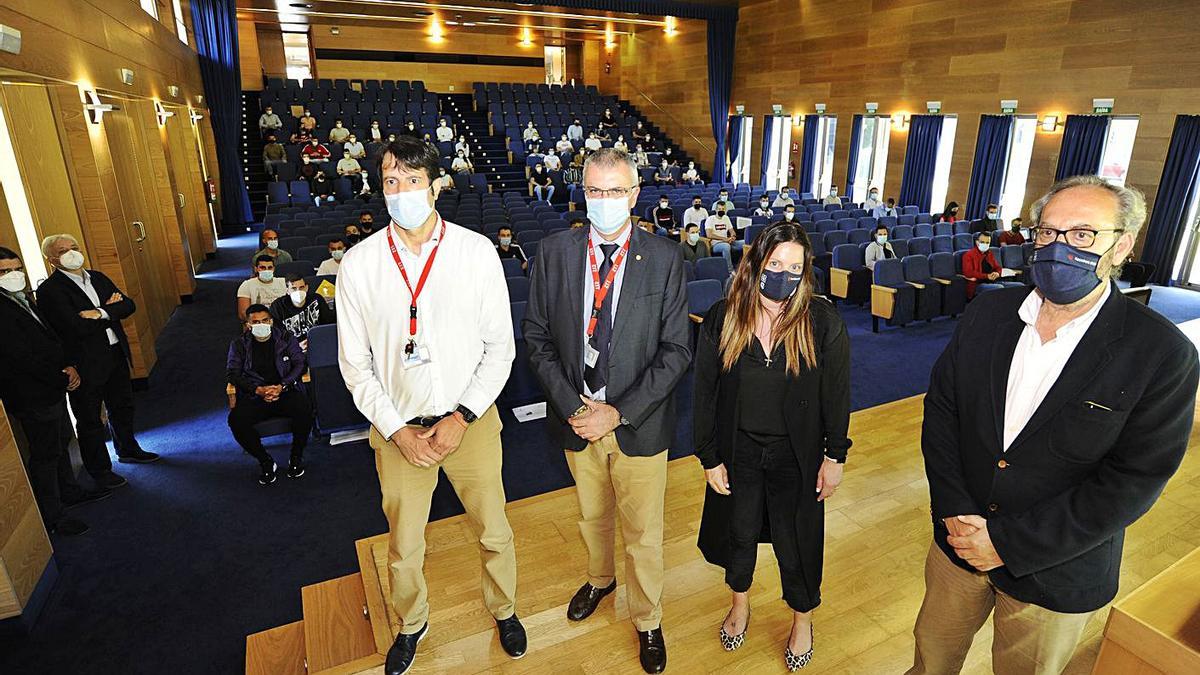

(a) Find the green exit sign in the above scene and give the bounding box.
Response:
[1094,106,1112,114]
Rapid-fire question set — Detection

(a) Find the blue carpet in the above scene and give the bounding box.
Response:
[3,240,1199,674]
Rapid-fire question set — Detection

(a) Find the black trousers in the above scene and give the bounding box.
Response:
[227,389,312,464]
[11,401,73,526]
[67,344,141,477]
[725,432,815,613]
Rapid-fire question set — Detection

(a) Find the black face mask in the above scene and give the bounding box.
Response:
[346,234,361,243]
[759,269,802,302]
[360,222,373,232]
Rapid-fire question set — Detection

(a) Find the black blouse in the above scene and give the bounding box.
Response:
[737,337,789,440]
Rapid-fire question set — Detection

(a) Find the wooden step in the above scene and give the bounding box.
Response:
[246,620,306,675]
[301,573,378,672]
[355,534,395,655]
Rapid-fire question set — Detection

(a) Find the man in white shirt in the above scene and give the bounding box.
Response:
[237,255,289,320]
[567,119,584,141]
[557,134,575,155]
[337,150,363,192]
[710,189,731,212]
[683,195,709,229]
[773,187,796,209]
[316,239,346,276]
[753,196,774,218]
[584,133,602,152]
[258,106,282,137]
[344,135,365,159]
[822,185,841,206]
[912,175,1200,675]
[435,119,454,142]
[863,187,883,212]
[337,137,524,674]
[872,197,899,218]
[543,148,562,171]
[704,203,740,271]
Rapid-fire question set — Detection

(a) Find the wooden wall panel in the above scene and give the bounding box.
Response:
[0,403,53,621]
[256,26,287,80]
[314,60,545,94]
[142,107,197,299]
[240,19,264,91]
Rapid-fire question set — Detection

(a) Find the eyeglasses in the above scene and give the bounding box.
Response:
[1031,226,1124,248]
[582,186,634,198]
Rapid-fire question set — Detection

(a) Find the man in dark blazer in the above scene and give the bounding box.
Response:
[524,148,690,674]
[38,234,159,491]
[910,176,1199,674]
[0,247,105,535]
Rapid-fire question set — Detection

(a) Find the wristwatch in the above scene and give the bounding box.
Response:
[454,404,478,424]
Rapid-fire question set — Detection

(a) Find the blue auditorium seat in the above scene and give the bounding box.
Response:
[305,326,367,435]
[506,276,530,302]
[830,243,871,305]
[501,257,524,278]
[902,255,942,321]
[907,237,932,257]
[931,235,954,254]
[929,252,967,317]
[870,258,915,332]
[695,258,729,282]
[953,233,973,251]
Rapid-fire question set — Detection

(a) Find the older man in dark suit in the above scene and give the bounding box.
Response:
[524,148,691,674]
[37,234,159,491]
[910,176,1199,674]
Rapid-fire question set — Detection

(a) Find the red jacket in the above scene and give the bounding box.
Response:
[961,247,1002,299]
[301,143,330,160]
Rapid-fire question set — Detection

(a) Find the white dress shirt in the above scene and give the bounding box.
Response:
[581,224,633,402]
[1003,284,1112,451]
[337,219,514,440]
[436,126,454,142]
[63,270,118,345]
[316,257,341,276]
[683,206,709,228]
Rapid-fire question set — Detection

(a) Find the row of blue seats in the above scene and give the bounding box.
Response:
[267,78,429,91]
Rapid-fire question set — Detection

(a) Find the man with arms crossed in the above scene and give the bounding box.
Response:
[911,175,1199,674]
[524,148,691,673]
[337,137,522,675]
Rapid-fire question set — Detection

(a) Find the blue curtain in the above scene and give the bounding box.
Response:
[726,116,743,184]
[191,0,253,229]
[1142,115,1200,284]
[707,19,736,187]
[1055,114,1108,180]
[898,115,944,212]
[965,115,1012,219]
[759,117,775,187]
[798,114,819,196]
[845,114,863,198]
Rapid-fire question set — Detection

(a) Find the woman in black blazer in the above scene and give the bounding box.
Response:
[693,221,851,671]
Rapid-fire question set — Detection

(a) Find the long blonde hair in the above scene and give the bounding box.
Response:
[719,221,818,376]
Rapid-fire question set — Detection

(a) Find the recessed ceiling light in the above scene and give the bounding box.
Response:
[446,20,459,25]
[516,2,535,6]
[289,2,313,8]
[584,23,598,28]
[415,10,434,17]
[487,16,502,22]
[462,22,477,26]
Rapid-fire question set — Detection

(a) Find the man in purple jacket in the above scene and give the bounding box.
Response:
[226,304,311,484]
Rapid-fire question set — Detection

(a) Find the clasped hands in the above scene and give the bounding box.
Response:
[78,293,124,320]
[391,413,469,468]
[944,515,1004,571]
[254,384,284,402]
[569,395,621,442]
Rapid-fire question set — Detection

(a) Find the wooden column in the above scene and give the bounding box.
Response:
[0,403,54,622]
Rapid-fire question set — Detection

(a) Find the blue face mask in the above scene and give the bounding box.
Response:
[759,268,802,302]
[1029,241,1104,305]
[876,235,887,245]
[976,242,989,253]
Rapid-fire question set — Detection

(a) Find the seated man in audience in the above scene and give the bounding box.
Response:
[452,151,474,175]
[530,164,554,203]
[704,202,740,269]
[262,135,288,179]
[567,118,585,141]
[634,120,653,147]
[435,119,454,143]
[316,239,347,276]
[252,229,293,265]
[298,108,317,133]
[864,224,897,270]
[873,197,899,218]
[357,211,376,239]
[402,120,420,138]
[684,195,709,229]
[773,186,796,209]
[781,203,798,222]
[455,135,471,157]
[301,137,330,165]
[654,161,674,186]
[368,120,383,143]
[594,126,611,143]
[979,203,1003,232]
[270,274,333,349]
[526,144,545,167]
[600,108,619,129]
[522,121,540,145]
[651,196,678,237]
[679,223,712,263]
[556,134,574,155]
[495,226,528,272]
[297,155,317,186]
[337,150,363,193]
[312,172,335,205]
[329,119,350,144]
[258,105,282,138]
[344,134,365,160]
[289,128,311,146]
[226,304,311,485]
[238,255,289,321]
[753,196,774,218]
[682,161,702,185]
[436,167,454,193]
[998,217,1026,245]
[863,187,883,212]
[543,148,562,171]
[584,132,602,152]
[822,184,841,205]
[343,223,362,248]
[633,144,649,168]
[662,146,679,167]
[711,188,731,212]
[961,231,1002,299]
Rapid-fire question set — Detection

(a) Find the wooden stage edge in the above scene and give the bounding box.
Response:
[265,393,1200,674]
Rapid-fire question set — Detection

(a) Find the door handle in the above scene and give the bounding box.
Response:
[133,221,147,242]
[178,192,185,208]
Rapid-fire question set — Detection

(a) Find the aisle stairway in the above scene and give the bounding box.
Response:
[440,93,528,193]
[240,91,269,221]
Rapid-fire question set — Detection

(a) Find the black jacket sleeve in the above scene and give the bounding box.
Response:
[93,271,137,321]
[693,302,724,469]
[921,301,981,521]
[225,339,257,395]
[817,303,852,462]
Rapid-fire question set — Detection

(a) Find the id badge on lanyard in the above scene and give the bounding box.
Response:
[388,220,445,369]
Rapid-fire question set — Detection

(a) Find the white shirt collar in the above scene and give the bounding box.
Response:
[391,216,443,254]
[1017,282,1112,340]
[589,223,633,253]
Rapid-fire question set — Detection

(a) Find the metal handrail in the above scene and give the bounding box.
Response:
[627,86,714,156]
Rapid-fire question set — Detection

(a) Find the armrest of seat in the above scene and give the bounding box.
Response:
[689,313,704,324]
[871,284,897,319]
[906,281,926,290]
[226,383,237,409]
[830,267,851,298]
[932,278,952,286]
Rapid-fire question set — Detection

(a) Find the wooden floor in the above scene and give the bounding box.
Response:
[342,393,1200,674]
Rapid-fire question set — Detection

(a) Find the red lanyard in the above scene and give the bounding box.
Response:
[586,233,631,339]
[387,218,446,345]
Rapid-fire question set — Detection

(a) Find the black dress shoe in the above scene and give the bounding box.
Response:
[286,458,305,479]
[496,615,527,659]
[385,622,428,675]
[50,517,89,536]
[567,580,617,621]
[259,461,278,486]
[62,487,113,510]
[92,471,128,489]
[638,627,667,674]
[117,450,160,464]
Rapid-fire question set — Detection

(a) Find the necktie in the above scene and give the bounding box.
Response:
[584,243,619,393]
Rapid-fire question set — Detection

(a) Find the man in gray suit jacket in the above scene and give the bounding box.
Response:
[524,148,690,674]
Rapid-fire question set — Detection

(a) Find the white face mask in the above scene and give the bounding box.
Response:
[59,249,85,271]
[331,249,344,261]
[784,212,794,220]
[586,197,631,234]
[687,232,700,245]
[266,239,279,250]
[385,188,434,231]
[289,289,307,306]
[0,270,26,293]
[258,270,274,282]
[250,323,272,339]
